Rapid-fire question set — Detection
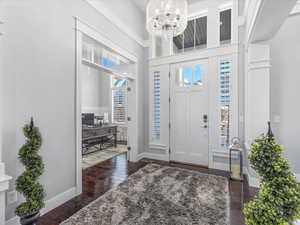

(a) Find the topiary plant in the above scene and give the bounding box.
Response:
[244,123,300,225]
[15,118,45,217]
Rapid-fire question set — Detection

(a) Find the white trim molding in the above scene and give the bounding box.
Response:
[149,44,239,66]
[248,59,272,71]
[148,143,168,152]
[137,152,169,162]
[5,187,77,225]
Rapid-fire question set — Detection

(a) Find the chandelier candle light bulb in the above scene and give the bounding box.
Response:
[146,0,188,39]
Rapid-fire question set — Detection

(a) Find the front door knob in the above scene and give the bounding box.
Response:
[203,114,208,123]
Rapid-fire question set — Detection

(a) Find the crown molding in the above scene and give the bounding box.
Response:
[84,0,149,48]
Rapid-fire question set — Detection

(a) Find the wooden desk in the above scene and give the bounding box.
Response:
[82,125,117,155]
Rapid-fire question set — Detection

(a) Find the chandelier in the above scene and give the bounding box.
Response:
[146,0,188,39]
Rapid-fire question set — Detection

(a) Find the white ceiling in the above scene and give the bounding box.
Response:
[132,0,200,12]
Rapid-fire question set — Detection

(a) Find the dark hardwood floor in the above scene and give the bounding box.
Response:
[38,153,258,225]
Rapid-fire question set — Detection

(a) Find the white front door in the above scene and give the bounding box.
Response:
[170,60,209,166]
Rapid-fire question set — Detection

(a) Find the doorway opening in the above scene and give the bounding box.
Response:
[75,18,139,194]
[80,35,132,169]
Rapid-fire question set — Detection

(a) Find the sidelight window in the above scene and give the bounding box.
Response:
[152,71,161,141]
[220,60,231,148]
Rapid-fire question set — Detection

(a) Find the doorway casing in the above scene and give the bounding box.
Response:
[75,18,139,195]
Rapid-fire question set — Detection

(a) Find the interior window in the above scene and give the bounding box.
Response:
[173,16,207,54]
[220,9,232,44]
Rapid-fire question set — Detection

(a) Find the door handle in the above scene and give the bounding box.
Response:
[203,114,208,123]
[202,125,208,128]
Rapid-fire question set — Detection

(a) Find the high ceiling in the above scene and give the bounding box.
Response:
[132,0,200,12]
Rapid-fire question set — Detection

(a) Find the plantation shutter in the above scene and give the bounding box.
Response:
[112,83,127,124]
[220,60,231,148]
[152,71,161,141]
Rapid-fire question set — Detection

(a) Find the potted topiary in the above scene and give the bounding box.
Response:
[15,118,45,225]
[244,122,300,225]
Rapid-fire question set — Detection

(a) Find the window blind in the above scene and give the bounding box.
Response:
[112,78,127,124]
[152,71,161,141]
[220,61,231,148]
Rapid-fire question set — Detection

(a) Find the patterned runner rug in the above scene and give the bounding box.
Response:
[82,145,128,169]
[61,164,229,225]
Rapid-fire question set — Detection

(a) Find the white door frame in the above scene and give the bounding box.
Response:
[75,17,139,195]
[169,59,210,166]
[149,46,239,169]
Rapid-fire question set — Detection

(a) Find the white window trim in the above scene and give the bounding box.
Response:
[213,54,239,154]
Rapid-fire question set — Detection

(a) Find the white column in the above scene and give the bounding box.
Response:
[150,35,156,58]
[245,43,271,144]
[207,1,220,48]
[231,0,239,45]
[244,43,271,187]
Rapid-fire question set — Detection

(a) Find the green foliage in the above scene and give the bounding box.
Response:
[244,135,300,225]
[15,119,45,217]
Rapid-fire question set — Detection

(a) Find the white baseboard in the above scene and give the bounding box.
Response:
[137,152,169,162]
[244,166,260,188]
[41,187,76,215]
[5,187,77,225]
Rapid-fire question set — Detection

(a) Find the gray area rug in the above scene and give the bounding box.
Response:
[61,164,229,225]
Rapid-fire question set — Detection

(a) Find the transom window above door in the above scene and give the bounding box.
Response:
[176,65,203,87]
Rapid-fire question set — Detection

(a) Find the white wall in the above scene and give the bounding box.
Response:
[99,0,147,40]
[270,14,300,173]
[81,65,111,116]
[1,0,146,221]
